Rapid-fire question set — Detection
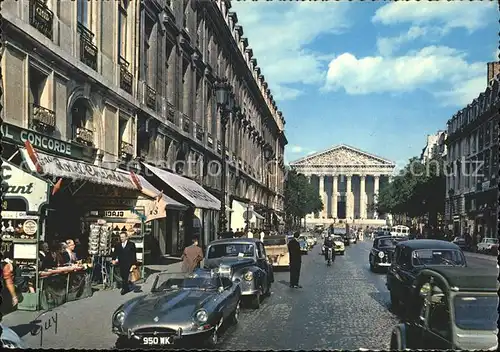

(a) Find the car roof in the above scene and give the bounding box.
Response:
[420,266,499,292]
[209,238,260,245]
[396,239,460,250]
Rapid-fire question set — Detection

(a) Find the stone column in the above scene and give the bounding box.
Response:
[332,175,338,219]
[373,175,380,219]
[360,175,367,219]
[319,175,326,218]
[306,175,314,219]
[346,175,354,221]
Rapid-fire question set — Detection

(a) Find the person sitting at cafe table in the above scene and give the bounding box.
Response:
[63,239,78,264]
[38,241,56,270]
[55,243,68,267]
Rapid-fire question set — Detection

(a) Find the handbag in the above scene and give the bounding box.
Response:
[129,266,141,283]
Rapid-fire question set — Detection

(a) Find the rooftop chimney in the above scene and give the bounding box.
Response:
[487,61,500,84]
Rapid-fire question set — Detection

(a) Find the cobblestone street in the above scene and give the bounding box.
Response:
[2,239,495,350]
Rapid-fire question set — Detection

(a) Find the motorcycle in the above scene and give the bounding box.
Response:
[327,247,333,266]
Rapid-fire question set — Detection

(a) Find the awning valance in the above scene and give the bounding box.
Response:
[143,164,221,210]
[20,148,138,190]
[253,211,265,220]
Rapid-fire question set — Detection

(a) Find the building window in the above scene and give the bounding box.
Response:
[141,15,156,87]
[29,66,55,132]
[71,98,94,146]
[118,0,129,61]
[77,0,92,28]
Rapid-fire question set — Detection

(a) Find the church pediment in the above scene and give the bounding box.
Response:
[290,145,395,167]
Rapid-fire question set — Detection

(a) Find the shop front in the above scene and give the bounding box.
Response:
[142,164,221,252]
[19,144,148,310]
[1,159,50,312]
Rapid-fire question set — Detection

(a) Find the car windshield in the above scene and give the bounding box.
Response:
[377,238,395,248]
[264,237,287,246]
[333,236,342,241]
[207,243,255,259]
[484,238,498,244]
[453,295,498,330]
[152,271,221,292]
[412,249,466,266]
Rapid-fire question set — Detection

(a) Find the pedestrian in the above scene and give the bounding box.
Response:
[287,232,302,288]
[259,229,265,242]
[181,237,204,274]
[228,228,235,238]
[247,228,254,239]
[111,232,137,295]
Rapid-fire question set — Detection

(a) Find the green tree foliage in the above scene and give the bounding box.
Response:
[284,169,323,226]
[375,155,446,225]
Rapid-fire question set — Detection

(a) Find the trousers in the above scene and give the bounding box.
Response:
[324,247,335,261]
[289,261,301,286]
[120,265,131,290]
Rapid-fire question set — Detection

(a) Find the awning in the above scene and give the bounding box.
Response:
[254,211,265,220]
[116,169,187,211]
[20,147,138,190]
[234,200,265,221]
[143,164,221,210]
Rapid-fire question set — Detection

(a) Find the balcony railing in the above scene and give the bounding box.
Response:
[195,123,203,141]
[217,140,222,154]
[146,85,156,110]
[78,23,98,71]
[207,133,213,148]
[31,103,56,131]
[166,103,176,124]
[182,115,191,133]
[119,57,133,94]
[120,141,134,159]
[73,125,94,146]
[29,0,53,40]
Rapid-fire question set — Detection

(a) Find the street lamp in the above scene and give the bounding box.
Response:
[215,78,234,236]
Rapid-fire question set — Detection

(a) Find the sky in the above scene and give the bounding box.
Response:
[230,0,499,171]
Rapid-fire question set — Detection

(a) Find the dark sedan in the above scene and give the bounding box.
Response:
[386,240,466,315]
[369,236,396,271]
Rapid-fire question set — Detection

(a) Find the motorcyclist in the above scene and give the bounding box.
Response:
[323,234,335,262]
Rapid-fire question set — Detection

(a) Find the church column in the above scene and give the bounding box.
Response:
[346,175,354,221]
[306,175,314,219]
[319,174,326,219]
[332,175,338,219]
[360,174,367,219]
[373,175,380,219]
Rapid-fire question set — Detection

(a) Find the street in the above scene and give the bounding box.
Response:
[3,238,495,350]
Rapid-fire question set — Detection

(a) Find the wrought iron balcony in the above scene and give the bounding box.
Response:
[73,125,94,146]
[166,103,176,124]
[146,85,156,110]
[195,123,203,141]
[78,23,98,71]
[182,115,191,133]
[217,140,222,154]
[120,141,134,158]
[119,57,133,94]
[207,133,213,148]
[31,103,56,131]
[29,0,53,40]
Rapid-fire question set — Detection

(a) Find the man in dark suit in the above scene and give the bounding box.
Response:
[112,232,137,295]
[287,232,302,288]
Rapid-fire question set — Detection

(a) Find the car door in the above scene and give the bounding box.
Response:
[422,294,453,349]
[260,243,274,282]
[397,248,416,301]
[387,246,402,292]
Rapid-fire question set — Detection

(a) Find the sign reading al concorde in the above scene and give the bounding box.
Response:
[1,159,49,213]
[1,122,94,160]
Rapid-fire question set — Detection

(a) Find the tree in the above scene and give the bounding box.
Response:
[284,169,323,227]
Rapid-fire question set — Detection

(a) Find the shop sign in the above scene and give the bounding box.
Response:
[1,160,49,213]
[23,220,38,235]
[1,211,38,220]
[136,197,167,223]
[1,122,93,159]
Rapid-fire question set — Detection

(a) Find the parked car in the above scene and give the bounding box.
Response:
[112,270,241,348]
[204,238,273,309]
[451,236,469,251]
[369,236,396,272]
[386,240,466,313]
[390,266,498,350]
[1,324,26,348]
[263,235,290,270]
[477,237,499,253]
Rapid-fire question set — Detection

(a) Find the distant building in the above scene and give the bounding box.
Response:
[444,64,499,238]
[420,131,447,163]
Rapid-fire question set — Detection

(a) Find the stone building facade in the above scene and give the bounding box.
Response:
[1,0,287,225]
[445,64,499,239]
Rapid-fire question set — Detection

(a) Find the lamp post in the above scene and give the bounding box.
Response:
[215,78,234,236]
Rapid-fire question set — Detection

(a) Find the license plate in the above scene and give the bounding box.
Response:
[141,336,175,345]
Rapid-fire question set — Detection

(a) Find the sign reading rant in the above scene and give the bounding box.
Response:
[31,151,137,190]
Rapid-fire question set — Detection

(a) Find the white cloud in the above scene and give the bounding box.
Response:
[231,1,351,101]
[435,76,486,107]
[376,26,444,56]
[289,145,305,153]
[495,48,500,61]
[323,46,486,106]
[372,1,495,32]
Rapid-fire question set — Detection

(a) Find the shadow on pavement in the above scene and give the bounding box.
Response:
[10,320,41,338]
[277,280,290,287]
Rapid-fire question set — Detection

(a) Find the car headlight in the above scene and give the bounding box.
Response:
[243,271,253,281]
[378,251,384,258]
[114,310,125,325]
[195,309,208,323]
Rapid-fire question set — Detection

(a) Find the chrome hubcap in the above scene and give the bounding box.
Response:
[211,330,218,344]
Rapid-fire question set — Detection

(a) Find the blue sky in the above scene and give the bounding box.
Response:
[230,0,498,171]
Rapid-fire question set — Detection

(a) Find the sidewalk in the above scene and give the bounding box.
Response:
[464,251,498,262]
[1,262,182,349]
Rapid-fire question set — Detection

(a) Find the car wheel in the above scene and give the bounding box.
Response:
[230,301,240,325]
[250,293,261,309]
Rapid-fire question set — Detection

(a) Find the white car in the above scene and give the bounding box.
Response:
[477,238,499,252]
